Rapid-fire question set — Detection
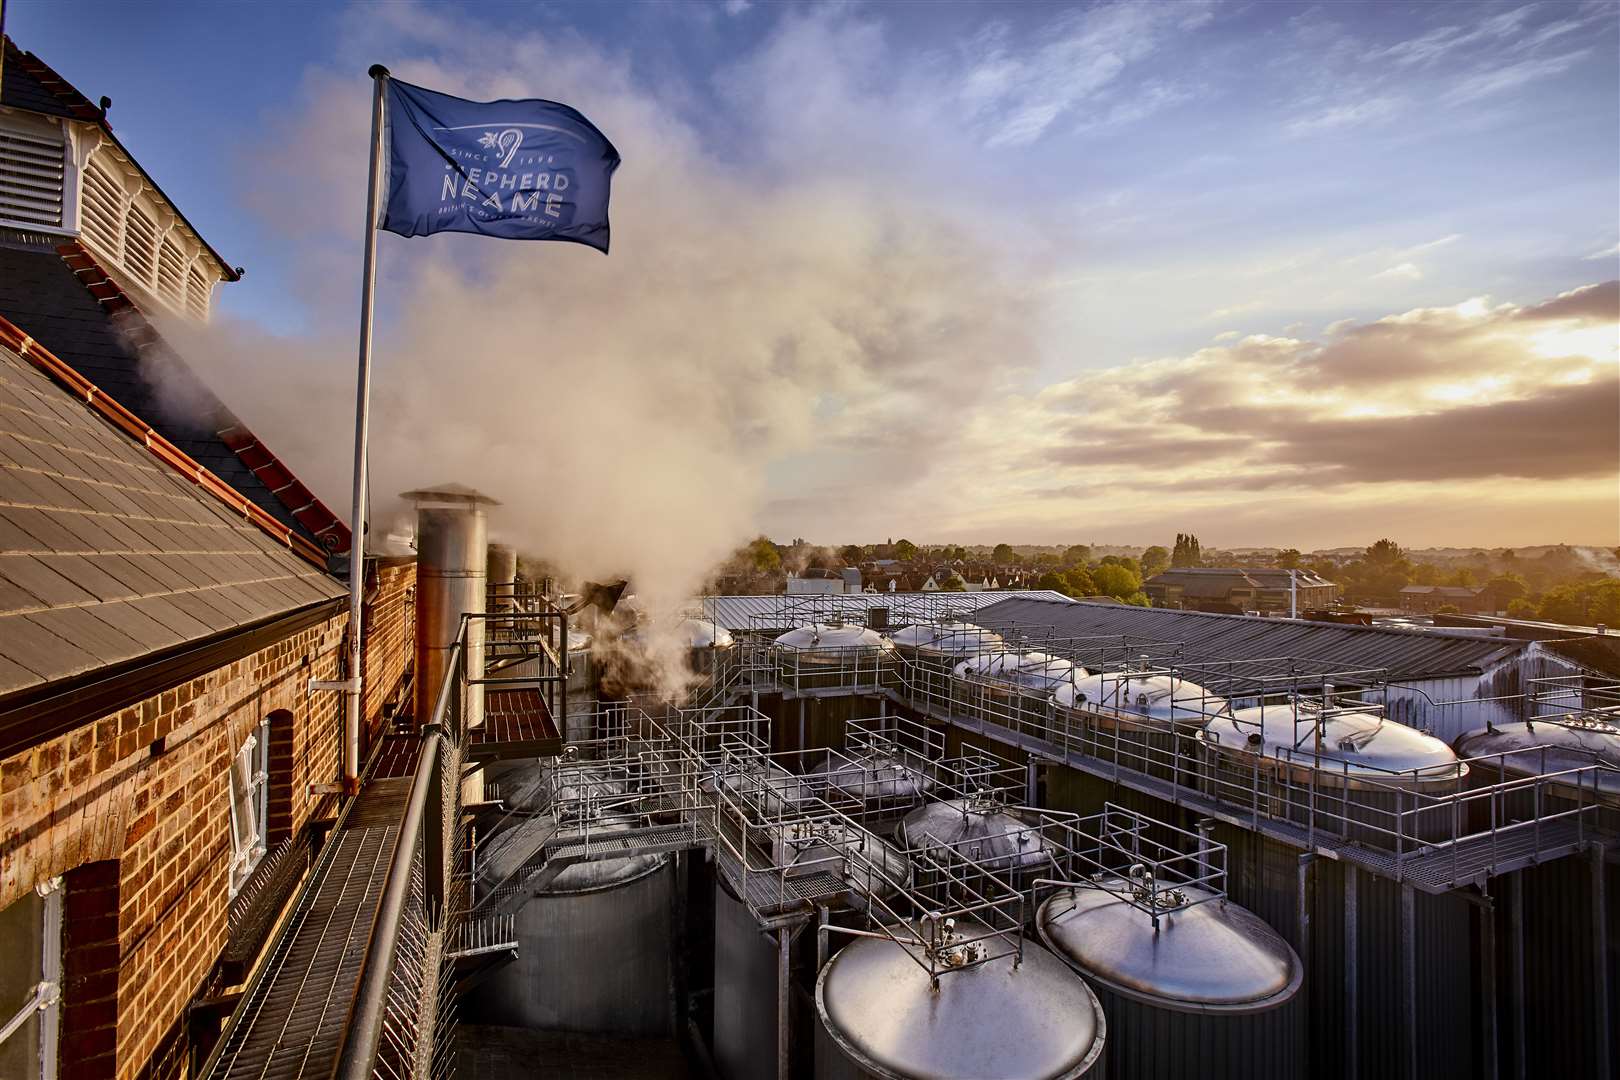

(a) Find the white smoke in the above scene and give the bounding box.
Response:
[153,5,1045,694]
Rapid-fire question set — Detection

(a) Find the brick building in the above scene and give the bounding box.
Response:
[0,38,415,1079]
[1144,566,1340,613]
[1400,584,1487,615]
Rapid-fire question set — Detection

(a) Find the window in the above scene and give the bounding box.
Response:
[228,722,270,896]
[0,879,62,1079]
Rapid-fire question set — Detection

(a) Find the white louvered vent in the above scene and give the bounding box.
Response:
[124,205,158,285]
[0,127,66,228]
[80,160,126,257]
[157,237,187,306]
[186,267,211,321]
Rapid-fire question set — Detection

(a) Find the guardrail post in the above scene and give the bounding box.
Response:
[424,739,446,923]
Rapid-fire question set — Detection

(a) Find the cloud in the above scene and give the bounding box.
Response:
[1008,283,1618,499]
[723,0,751,14]
[957,2,1215,147]
[164,2,1042,618]
[1515,280,1620,323]
[1584,243,1620,261]
[1374,262,1423,281]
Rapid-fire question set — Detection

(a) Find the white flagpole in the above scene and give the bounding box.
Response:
[344,64,390,790]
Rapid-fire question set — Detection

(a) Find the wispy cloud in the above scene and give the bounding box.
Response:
[958,1,1216,147]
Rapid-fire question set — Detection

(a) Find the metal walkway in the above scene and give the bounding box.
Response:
[203,778,411,1080]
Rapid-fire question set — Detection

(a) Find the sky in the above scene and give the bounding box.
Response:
[7,0,1618,561]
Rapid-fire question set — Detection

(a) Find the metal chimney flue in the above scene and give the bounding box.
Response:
[405,485,499,733]
[488,543,518,612]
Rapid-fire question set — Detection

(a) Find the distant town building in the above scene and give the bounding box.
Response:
[1400,584,1487,614]
[785,567,849,594]
[1144,567,1339,613]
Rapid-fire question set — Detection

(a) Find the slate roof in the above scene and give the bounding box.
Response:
[0,337,345,698]
[0,243,346,553]
[972,596,1528,683]
[0,37,102,121]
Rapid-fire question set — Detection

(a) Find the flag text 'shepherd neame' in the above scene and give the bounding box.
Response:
[381,79,620,252]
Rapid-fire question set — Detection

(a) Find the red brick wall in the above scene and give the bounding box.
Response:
[363,558,416,744]
[0,607,361,1079]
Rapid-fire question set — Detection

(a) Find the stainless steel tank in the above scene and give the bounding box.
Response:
[1053,673,1225,784]
[890,620,1003,704]
[1200,704,1468,847]
[773,622,894,692]
[898,796,1053,872]
[824,739,934,810]
[680,617,735,678]
[487,543,518,611]
[469,769,674,1036]
[955,651,1083,733]
[1038,875,1304,1080]
[1454,714,1620,834]
[814,920,1106,1079]
[712,825,912,1080]
[406,485,496,732]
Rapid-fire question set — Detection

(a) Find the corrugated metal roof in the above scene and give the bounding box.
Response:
[972,596,1527,682]
[0,340,344,698]
[696,590,1074,632]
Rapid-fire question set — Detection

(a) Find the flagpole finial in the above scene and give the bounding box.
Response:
[369,64,390,80]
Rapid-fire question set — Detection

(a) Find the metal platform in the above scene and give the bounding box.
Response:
[203,778,410,1080]
[897,696,1600,894]
[470,687,563,760]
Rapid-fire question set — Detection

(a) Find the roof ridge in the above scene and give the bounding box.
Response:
[52,241,350,554]
[0,311,330,569]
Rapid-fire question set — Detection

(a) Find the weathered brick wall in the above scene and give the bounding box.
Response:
[0,606,364,1080]
[363,558,416,743]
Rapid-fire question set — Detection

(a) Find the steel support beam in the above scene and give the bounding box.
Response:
[1592,843,1611,1080]
[1400,882,1418,1080]
[1508,871,1525,1080]
[1345,863,1359,1080]
[1478,885,1498,1080]
[777,927,792,1080]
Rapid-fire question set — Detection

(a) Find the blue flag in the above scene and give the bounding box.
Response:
[380,78,620,252]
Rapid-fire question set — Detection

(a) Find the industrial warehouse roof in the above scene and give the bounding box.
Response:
[697,590,1074,632]
[0,338,345,698]
[972,596,1528,683]
[0,245,345,552]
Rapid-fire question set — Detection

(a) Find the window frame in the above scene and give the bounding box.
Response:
[227,721,271,897]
